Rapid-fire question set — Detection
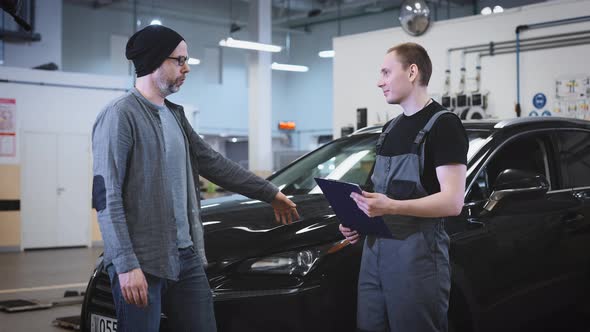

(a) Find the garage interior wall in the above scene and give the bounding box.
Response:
[333,0,590,137]
[0,67,130,251]
[60,1,476,151]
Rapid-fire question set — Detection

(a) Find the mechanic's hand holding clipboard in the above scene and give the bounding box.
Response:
[314,178,393,243]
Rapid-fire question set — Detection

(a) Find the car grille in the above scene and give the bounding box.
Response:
[90,268,116,312]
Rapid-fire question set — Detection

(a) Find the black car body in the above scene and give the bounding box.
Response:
[81,117,590,332]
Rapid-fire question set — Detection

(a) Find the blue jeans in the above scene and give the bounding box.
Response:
[107,246,217,332]
[357,221,451,332]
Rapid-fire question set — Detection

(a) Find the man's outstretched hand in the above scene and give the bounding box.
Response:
[271,192,300,225]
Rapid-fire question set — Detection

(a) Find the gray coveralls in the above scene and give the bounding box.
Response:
[357,111,452,332]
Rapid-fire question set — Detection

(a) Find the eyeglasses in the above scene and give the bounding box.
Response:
[167,56,189,66]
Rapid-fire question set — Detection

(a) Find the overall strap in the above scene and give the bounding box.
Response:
[376,114,403,154]
[411,110,455,175]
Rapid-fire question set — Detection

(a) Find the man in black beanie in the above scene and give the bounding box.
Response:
[92,25,300,332]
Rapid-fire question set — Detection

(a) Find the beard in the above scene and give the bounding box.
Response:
[155,74,182,97]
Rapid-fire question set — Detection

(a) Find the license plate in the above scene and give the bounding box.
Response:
[91,313,118,332]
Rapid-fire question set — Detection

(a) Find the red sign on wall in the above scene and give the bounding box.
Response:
[0,98,17,157]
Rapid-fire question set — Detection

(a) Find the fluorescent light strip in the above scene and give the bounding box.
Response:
[219,37,282,53]
[271,62,309,72]
[318,50,335,58]
[188,57,200,65]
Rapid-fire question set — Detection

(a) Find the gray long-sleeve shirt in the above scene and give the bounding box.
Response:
[92,88,279,280]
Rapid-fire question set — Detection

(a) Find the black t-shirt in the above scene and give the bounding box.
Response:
[378,100,468,195]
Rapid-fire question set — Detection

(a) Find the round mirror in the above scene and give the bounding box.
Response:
[399,0,431,36]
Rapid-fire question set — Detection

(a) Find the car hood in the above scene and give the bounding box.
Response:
[201,194,342,264]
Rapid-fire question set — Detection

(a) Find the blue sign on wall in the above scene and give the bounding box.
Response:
[529,110,539,117]
[541,110,552,116]
[533,93,547,109]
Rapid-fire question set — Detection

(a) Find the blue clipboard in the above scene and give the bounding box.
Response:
[314,178,393,238]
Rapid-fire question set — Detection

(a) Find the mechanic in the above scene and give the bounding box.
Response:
[340,42,468,332]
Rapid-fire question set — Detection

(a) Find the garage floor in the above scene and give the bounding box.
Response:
[1,247,589,332]
[0,247,102,332]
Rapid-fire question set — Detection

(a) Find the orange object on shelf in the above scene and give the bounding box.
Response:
[278,121,296,130]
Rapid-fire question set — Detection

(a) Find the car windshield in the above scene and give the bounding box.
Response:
[270,130,491,195]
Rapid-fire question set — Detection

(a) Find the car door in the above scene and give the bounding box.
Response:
[551,129,590,306]
[463,130,580,330]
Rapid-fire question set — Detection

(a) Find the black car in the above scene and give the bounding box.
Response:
[81,117,590,332]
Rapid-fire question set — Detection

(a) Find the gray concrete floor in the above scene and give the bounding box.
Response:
[0,247,103,332]
[1,247,588,332]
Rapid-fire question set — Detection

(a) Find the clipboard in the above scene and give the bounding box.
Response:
[314,178,393,238]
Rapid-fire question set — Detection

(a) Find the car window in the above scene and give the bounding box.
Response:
[270,135,378,195]
[467,130,492,161]
[467,133,552,202]
[271,129,492,196]
[555,131,590,188]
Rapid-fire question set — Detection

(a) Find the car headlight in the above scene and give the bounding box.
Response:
[241,240,349,276]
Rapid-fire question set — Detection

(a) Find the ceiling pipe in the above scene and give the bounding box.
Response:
[464,34,590,54]
[273,0,401,28]
[445,30,590,74]
[443,49,451,96]
[475,52,481,93]
[448,29,590,52]
[445,28,590,115]
[458,51,466,94]
[473,38,590,57]
[273,0,387,24]
[69,1,305,34]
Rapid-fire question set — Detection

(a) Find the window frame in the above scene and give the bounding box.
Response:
[551,128,590,190]
[465,128,560,203]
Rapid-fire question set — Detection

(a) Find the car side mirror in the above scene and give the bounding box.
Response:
[483,169,549,212]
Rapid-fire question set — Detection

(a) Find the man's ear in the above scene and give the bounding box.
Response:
[408,64,419,83]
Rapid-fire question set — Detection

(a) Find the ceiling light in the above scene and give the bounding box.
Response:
[219,37,282,53]
[150,19,162,25]
[231,138,238,143]
[271,62,309,72]
[406,5,412,11]
[415,2,421,9]
[188,58,200,65]
[493,5,504,13]
[480,6,492,15]
[318,50,335,58]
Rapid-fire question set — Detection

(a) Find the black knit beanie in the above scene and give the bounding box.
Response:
[125,25,184,77]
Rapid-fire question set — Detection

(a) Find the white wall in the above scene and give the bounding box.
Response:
[3,0,63,69]
[0,66,130,248]
[0,67,130,165]
[333,0,590,137]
